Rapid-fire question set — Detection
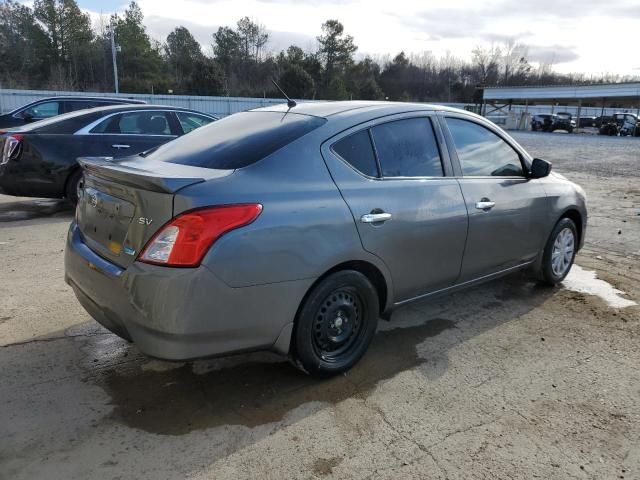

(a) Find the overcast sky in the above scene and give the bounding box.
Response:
[75,0,639,76]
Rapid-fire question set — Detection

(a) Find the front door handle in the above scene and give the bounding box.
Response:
[361,212,392,223]
[475,199,496,211]
[112,144,130,149]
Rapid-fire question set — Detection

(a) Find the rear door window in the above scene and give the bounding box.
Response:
[371,118,443,177]
[153,111,326,169]
[90,111,174,135]
[176,112,215,134]
[332,130,379,177]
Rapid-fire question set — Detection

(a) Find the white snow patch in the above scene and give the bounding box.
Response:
[563,265,637,309]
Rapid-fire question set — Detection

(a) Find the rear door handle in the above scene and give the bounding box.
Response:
[112,144,130,149]
[361,212,392,223]
[475,199,496,211]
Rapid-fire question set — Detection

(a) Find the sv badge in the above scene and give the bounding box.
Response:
[138,217,153,225]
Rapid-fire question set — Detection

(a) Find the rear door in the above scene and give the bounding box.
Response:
[80,110,178,158]
[440,113,549,282]
[322,113,468,302]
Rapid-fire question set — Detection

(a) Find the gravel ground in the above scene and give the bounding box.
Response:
[1,132,639,479]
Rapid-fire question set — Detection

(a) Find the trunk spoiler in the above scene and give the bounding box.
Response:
[78,156,231,194]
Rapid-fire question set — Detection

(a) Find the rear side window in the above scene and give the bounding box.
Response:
[153,111,326,169]
[176,112,214,134]
[90,111,173,135]
[66,100,96,112]
[371,118,443,177]
[332,130,378,177]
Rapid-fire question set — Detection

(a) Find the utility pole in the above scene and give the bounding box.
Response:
[110,20,119,94]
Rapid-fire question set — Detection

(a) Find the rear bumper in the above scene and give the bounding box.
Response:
[64,222,312,360]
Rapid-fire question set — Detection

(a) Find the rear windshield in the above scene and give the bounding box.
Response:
[151,111,326,169]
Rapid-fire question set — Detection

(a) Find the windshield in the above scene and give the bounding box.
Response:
[151,111,327,169]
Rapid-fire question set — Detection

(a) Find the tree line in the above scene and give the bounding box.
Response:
[1,0,636,102]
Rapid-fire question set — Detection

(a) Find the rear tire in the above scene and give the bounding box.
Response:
[538,217,578,286]
[65,169,83,206]
[291,270,379,377]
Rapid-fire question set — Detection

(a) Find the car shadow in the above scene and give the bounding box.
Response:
[91,272,556,435]
[0,197,73,222]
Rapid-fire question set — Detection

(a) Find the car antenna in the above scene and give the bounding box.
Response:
[271,79,296,109]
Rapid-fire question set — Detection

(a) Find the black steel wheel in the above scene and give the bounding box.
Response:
[292,270,379,377]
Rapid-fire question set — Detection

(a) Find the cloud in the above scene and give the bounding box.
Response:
[144,15,316,54]
[527,45,580,65]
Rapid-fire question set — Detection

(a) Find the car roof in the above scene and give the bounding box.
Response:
[253,100,462,118]
[6,104,214,133]
[23,96,145,104]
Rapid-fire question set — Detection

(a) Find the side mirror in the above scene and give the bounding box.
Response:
[21,111,34,123]
[530,158,552,178]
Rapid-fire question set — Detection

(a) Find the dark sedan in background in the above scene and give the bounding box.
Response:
[0,104,216,203]
[0,96,146,128]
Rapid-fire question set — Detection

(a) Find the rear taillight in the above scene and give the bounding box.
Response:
[138,204,262,267]
[1,134,23,165]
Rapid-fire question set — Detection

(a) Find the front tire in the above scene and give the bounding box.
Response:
[291,271,379,377]
[539,217,578,286]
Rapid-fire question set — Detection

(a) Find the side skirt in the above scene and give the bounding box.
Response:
[393,260,535,308]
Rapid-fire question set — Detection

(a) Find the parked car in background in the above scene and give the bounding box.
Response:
[612,113,639,136]
[531,114,555,132]
[599,117,619,136]
[531,113,574,133]
[65,101,587,377]
[555,112,576,132]
[0,96,146,128]
[578,116,597,128]
[0,104,216,203]
[595,113,640,136]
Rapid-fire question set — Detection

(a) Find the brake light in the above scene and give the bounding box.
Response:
[1,134,23,165]
[138,204,262,267]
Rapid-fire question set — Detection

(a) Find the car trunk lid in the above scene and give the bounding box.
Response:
[77,156,231,268]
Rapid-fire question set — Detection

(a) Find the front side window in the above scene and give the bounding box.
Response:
[90,111,173,135]
[332,130,379,177]
[22,101,60,119]
[371,118,443,177]
[446,118,524,177]
[176,112,214,134]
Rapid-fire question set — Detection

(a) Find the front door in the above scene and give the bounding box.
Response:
[441,115,549,282]
[322,114,469,302]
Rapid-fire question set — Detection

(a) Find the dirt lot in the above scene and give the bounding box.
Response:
[1,131,639,479]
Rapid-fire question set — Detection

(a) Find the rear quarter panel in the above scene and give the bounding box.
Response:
[172,130,394,303]
[0,134,81,197]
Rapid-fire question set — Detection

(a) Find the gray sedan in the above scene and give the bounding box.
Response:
[64,102,587,377]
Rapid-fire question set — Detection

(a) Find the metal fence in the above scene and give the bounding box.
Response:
[0,88,297,117]
[0,88,634,126]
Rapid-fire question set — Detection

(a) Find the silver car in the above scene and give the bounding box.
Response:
[65,102,587,377]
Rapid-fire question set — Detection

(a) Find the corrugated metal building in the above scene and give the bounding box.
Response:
[482,82,640,128]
